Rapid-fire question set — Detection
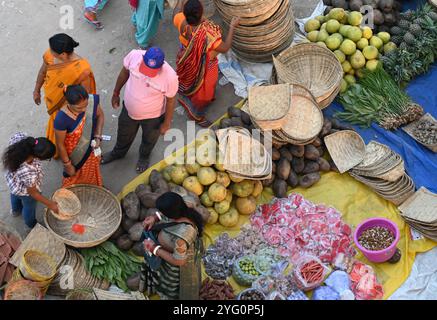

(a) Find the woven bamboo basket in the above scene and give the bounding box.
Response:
[51,188,81,221]
[9,224,66,268]
[324,130,366,174]
[11,267,54,296]
[399,187,437,223]
[19,250,57,282]
[65,288,96,300]
[4,280,42,300]
[273,43,343,109]
[44,185,122,248]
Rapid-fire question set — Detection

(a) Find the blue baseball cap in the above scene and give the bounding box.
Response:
[140,47,165,77]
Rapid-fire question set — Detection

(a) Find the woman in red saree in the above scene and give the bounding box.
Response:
[173,0,239,127]
[54,85,104,188]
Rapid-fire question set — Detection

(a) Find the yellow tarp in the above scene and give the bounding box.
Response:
[118,102,436,299]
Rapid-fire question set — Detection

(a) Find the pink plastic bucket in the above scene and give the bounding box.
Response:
[353,218,400,263]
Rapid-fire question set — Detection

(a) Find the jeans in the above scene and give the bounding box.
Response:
[110,104,164,161]
[10,194,37,228]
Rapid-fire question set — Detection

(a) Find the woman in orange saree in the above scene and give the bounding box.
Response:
[33,34,96,156]
[173,0,239,127]
[54,85,104,188]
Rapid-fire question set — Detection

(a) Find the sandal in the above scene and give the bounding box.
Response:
[101,152,118,165]
[84,12,104,30]
[136,159,150,174]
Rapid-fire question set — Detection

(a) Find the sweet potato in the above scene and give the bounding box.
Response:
[292,157,305,174]
[195,205,211,224]
[277,159,291,180]
[262,174,275,187]
[240,111,252,126]
[126,272,141,291]
[279,148,293,162]
[136,189,160,208]
[132,242,145,257]
[320,118,332,138]
[135,184,151,195]
[304,145,320,160]
[317,158,331,172]
[302,160,320,174]
[220,118,232,129]
[140,207,158,221]
[128,222,144,242]
[287,170,299,188]
[299,173,321,188]
[289,145,305,158]
[116,234,133,251]
[122,216,136,232]
[331,118,353,131]
[317,146,325,157]
[312,137,322,147]
[122,192,141,221]
[273,179,288,198]
[329,160,340,173]
[230,117,244,127]
[272,162,277,174]
[110,225,125,240]
[228,106,242,118]
[272,148,281,161]
[150,171,169,194]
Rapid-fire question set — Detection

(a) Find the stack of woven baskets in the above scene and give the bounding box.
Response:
[324,131,415,206]
[247,83,324,148]
[272,43,343,109]
[213,0,295,62]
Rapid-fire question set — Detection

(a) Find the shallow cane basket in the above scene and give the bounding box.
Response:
[19,250,57,282]
[4,280,42,300]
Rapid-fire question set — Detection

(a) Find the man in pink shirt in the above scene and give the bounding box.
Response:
[101,47,178,173]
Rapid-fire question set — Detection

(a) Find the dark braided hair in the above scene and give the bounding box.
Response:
[183,0,204,26]
[2,137,55,172]
[156,192,204,236]
[49,33,79,55]
[64,85,88,105]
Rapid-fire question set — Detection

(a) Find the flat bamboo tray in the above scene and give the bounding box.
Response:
[402,113,437,153]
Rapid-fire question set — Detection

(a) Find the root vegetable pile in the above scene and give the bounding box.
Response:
[239,289,265,301]
[358,226,395,251]
[199,279,235,300]
[412,119,437,145]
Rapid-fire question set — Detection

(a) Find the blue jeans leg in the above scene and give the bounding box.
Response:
[20,196,37,228]
[10,194,23,213]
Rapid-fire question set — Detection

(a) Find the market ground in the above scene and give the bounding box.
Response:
[0,0,319,237]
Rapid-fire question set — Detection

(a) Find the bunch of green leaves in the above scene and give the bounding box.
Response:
[81,242,142,292]
[383,4,437,84]
[335,66,412,128]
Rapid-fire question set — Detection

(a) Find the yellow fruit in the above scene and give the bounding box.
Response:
[357,38,369,50]
[219,208,239,228]
[334,50,346,63]
[214,161,226,172]
[362,26,373,40]
[339,25,351,37]
[307,30,319,42]
[305,19,321,33]
[342,60,352,73]
[347,26,363,42]
[251,181,263,198]
[348,68,355,76]
[356,68,365,78]
[332,33,344,41]
[326,35,342,50]
[326,19,341,34]
[366,59,380,71]
[370,36,383,50]
[185,162,201,175]
[315,15,325,24]
[170,165,189,185]
[340,39,357,55]
[344,75,356,85]
[201,192,214,207]
[377,32,390,44]
[183,176,204,196]
[232,180,255,198]
[196,144,215,167]
[236,196,257,215]
[317,42,328,48]
[320,22,327,31]
[229,174,244,183]
[362,45,379,60]
[350,51,366,69]
[215,200,231,215]
[328,8,346,22]
[383,42,397,54]
[197,167,217,186]
[348,11,363,26]
[207,208,218,225]
[340,12,348,24]
[208,183,227,202]
[317,29,329,42]
[162,166,173,182]
[340,79,348,93]
[225,190,233,203]
[216,172,231,188]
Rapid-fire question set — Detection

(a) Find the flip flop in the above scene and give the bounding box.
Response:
[136,159,150,174]
[83,12,104,30]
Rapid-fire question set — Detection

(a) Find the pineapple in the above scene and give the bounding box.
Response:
[391,35,403,45]
[399,42,408,50]
[390,26,403,36]
[403,32,416,45]
[414,18,427,26]
[409,24,422,36]
[428,11,437,21]
[401,10,415,21]
[398,20,411,30]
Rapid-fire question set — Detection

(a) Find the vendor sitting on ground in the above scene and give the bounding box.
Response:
[2,133,59,231]
[140,192,203,300]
